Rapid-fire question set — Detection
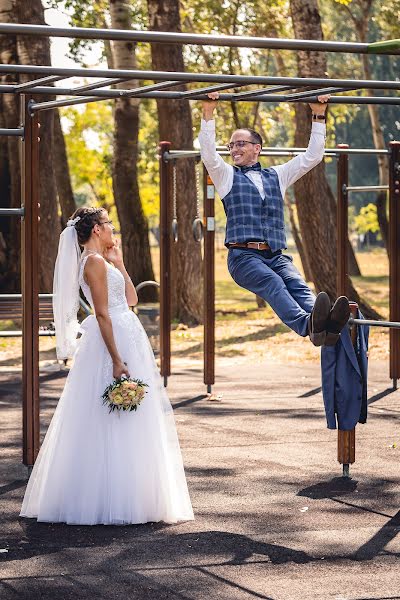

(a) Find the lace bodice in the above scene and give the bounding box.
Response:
[79,254,128,313]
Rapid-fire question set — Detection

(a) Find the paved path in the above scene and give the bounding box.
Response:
[0,359,400,600]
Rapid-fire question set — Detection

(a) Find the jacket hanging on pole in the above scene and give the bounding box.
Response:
[321,311,369,431]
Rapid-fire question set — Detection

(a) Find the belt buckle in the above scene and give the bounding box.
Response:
[255,242,263,250]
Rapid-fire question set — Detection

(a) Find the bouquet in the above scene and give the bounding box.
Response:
[102,376,148,413]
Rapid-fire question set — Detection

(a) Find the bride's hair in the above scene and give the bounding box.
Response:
[69,206,106,245]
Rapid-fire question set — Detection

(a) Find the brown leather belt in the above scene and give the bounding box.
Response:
[228,241,271,250]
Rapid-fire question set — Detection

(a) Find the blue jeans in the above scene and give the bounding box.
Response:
[227,248,315,337]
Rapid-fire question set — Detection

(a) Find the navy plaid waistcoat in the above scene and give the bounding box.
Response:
[221,167,287,252]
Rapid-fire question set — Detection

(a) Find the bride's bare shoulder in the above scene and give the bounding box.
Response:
[82,254,107,282]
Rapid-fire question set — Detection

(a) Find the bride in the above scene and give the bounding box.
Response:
[20,206,194,525]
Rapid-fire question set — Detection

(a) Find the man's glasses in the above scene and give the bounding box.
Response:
[226,140,259,151]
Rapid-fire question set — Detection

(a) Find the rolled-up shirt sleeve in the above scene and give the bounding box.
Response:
[272,122,326,198]
[198,119,233,199]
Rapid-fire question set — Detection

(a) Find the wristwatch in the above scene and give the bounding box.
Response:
[312,114,326,121]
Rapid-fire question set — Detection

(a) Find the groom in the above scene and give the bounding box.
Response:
[199,92,349,346]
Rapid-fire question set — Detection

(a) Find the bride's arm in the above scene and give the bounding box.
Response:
[84,255,130,379]
[104,240,138,307]
[115,263,138,307]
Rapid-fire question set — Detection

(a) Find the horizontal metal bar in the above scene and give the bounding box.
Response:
[164,150,323,159]
[0,23,398,55]
[31,93,400,112]
[217,146,390,155]
[180,82,249,98]
[0,64,399,91]
[0,293,53,299]
[13,75,67,91]
[350,318,400,329]
[0,331,56,337]
[285,86,359,100]
[72,77,129,93]
[0,207,24,216]
[164,147,391,160]
[230,85,296,98]
[0,128,24,137]
[72,77,182,95]
[368,39,400,54]
[123,80,183,97]
[29,80,184,111]
[345,185,389,192]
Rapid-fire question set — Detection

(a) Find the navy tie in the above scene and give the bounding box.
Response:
[239,162,262,174]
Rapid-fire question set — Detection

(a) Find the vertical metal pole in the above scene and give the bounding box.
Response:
[337,301,358,478]
[21,96,40,467]
[337,144,349,297]
[389,141,400,389]
[159,142,171,387]
[203,167,215,394]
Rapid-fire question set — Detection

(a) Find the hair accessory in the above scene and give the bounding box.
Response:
[67,216,81,227]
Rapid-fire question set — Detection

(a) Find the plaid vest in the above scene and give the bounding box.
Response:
[221,167,287,252]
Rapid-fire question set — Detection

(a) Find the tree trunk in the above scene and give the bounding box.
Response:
[147,0,202,324]
[16,0,60,293]
[271,21,360,279]
[289,0,379,319]
[109,0,157,303]
[0,0,21,292]
[338,1,388,253]
[376,191,389,249]
[53,110,76,228]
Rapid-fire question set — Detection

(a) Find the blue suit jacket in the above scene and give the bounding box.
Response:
[321,311,369,431]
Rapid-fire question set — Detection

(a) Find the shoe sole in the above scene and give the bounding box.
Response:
[324,296,351,346]
[310,292,331,346]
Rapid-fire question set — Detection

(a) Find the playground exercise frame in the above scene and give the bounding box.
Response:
[160,143,400,390]
[0,23,399,467]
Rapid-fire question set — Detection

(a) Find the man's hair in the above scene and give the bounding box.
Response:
[238,128,263,148]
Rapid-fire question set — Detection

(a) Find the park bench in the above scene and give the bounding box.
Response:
[0,294,91,338]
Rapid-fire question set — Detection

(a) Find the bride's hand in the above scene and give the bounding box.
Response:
[113,360,130,380]
[105,238,123,267]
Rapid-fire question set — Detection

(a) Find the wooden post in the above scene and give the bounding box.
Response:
[389,141,400,389]
[203,167,215,393]
[337,144,349,297]
[337,301,358,477]
[158,141,171,387]
[21,96,40,467]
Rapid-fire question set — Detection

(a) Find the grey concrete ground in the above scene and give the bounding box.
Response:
[0,359,400,600]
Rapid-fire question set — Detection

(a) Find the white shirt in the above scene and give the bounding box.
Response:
[198,119,326,200]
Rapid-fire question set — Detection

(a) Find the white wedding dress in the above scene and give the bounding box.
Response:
[20,255,194,525]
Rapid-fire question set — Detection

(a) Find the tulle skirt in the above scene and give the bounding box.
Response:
[20,305,194,525]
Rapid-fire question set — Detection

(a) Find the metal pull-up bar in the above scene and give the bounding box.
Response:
[350,318,400,329]
[0,127,24,136]
[344,185,389,193]
[0,23,398,55]
[0,208,25,217]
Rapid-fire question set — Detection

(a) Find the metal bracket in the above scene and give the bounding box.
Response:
[27,99,36,118]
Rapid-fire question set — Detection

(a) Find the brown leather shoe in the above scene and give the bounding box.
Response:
[309,292,331,346]
[324,296,351,346]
